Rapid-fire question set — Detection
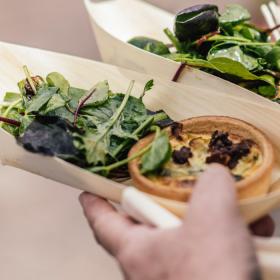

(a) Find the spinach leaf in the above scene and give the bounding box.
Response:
[26,86,58,113]
[266,47,280,71]
[209,58,274,85]
[80,81,109,107]
[243,45,273,57]
[164,53,219,71]
[258,84,276,98]
[208,45,259,71]
[81,81,134,165]
[19,115,35,135]
[219,5,251,25]
[236,24,264,41]
[67,87,87,111]
[165,54,275,86]
[141,130,171,174]
[46,72,70,97]
[128,37,170,55]
[81,94,123,125]
[46,106,74,123]
[44,94,66,114]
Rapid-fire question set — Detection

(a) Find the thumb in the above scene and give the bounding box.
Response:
[182,165,258,280]
[187,164,239,224]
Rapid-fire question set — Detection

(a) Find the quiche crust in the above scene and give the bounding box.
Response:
[128,116,274,201]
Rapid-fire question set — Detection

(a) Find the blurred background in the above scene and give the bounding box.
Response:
[0,0,267,59]
[0,1,278,280]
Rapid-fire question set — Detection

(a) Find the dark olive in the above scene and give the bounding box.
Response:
[175,4,219,42]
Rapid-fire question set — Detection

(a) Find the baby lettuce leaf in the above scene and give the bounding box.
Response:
[128,37,170,55]
[0,107,22,136]
[219,5,251,25]
[26,86,58,113]
[141,130,171,174]
[46,72,70,97]
[3,92,21,103]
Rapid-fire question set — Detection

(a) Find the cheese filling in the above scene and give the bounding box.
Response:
[148,132,262,188]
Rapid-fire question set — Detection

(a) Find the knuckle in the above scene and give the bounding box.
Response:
[118,246,143,271]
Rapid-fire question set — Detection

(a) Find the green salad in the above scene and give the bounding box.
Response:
[0,67,172,179]
[128,4,280,101]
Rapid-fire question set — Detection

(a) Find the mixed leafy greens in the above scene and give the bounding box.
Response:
[0,67,172,179]
[128,4,280,100]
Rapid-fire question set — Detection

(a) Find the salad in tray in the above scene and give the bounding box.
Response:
[129,4,280,101]
[0,67,274,202]
[0,67,172,180]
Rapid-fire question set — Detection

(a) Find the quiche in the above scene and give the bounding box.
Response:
[128,116,274,201]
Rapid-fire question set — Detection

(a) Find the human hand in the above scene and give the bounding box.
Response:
[80,165,267,280]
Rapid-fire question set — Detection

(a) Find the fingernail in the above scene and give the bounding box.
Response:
[79,192,97,206]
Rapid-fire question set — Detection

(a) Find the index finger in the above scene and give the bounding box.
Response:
[80,192,135,256]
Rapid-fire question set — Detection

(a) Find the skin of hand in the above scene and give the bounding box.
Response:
[80,164,273,280]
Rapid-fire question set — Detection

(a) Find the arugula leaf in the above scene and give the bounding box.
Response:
[26,86,58,114]
[140,79,154,100]
[46,72,70,97]
[141,130,171,174]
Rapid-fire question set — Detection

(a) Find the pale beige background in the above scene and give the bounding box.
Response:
[0,1,278,280]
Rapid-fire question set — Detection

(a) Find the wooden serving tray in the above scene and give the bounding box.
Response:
[1,41,280,224]
[1,41,280,279]
[84,0,280,111]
